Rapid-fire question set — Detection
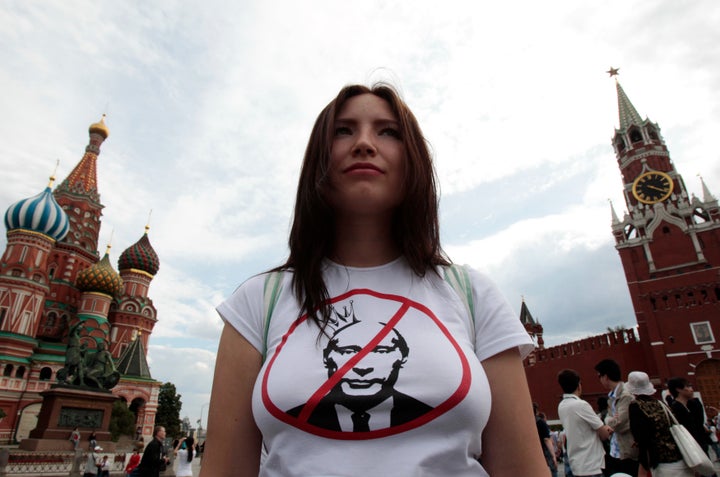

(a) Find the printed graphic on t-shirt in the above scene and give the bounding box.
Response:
[261,288,471,440]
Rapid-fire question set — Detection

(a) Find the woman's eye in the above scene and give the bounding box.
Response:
[334,126,353,136]
[379,127,401,139]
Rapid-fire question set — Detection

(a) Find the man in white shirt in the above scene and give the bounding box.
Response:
[557,369,613,477]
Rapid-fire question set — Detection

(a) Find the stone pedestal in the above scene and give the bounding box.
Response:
[19,385,118,451]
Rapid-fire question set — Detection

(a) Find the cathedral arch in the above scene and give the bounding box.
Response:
[3,364,13,377]
[15,366,25,379]
[39,367,52,381]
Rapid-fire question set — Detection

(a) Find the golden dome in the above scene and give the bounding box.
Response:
[89,114,110,139]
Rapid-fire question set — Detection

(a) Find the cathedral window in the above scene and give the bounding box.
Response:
[3,364,13,377]
[39,367,52,381]
[662,226,671,235]
[11,269,22,277]
[0,308,5,328]
[650,297,657,311]
[15,366,25,379]
[19,246,28,263]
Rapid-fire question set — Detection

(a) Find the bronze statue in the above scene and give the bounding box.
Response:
[57,323,120,390]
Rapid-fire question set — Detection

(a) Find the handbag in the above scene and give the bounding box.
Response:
[661,402,716,475]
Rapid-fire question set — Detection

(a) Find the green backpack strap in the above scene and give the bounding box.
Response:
[443,264,476,339]
[262,271,284,361]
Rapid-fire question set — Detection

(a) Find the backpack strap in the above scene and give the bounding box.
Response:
[262,271,284,361]
[443,264,476,339]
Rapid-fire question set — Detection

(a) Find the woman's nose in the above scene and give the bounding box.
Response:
[352,129,377,156]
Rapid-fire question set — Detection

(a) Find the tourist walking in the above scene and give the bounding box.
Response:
[137,425,168,477]
[201,83,546,476]
[628,371,694,477]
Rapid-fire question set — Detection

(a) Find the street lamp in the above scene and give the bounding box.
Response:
[199,402,210,434]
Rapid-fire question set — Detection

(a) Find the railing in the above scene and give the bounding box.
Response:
[0,449,126,476]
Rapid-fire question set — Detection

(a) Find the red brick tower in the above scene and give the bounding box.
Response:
[608,72,720,404]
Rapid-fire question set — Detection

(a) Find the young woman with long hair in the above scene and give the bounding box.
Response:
[201,83,546,476]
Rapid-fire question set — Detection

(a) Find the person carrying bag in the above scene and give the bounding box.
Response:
[660,401,715,476]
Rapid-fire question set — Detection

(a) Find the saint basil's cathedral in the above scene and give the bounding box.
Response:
[0,117,160,443]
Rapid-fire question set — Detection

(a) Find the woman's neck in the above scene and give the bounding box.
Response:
[331,214,400,267]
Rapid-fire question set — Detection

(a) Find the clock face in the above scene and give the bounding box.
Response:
[632,171,673,204]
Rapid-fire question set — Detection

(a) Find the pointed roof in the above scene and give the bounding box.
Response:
[57,151,99,196]
[610,199,621,225]
[116,336,152,379]
[700,176,717,202]
[615,80,643,130]
[519,300,537,325]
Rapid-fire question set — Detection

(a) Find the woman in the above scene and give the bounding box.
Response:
[124,448,141,476]
[174,436,195,477]
[628,371,694,477]
[200,84,546,476]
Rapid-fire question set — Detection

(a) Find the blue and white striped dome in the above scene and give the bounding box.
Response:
[4,186,70,241]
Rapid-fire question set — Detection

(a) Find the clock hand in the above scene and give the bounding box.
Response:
[646,185,668,192]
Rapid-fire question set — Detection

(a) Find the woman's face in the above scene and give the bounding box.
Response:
[326,93,406,218]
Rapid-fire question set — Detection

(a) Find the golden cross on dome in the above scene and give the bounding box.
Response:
[606,66,620,77]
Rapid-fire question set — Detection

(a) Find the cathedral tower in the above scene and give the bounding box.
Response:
[609,71,720,403]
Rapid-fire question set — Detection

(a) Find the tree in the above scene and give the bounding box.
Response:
[155,382,183,438]
[109,400,136,441]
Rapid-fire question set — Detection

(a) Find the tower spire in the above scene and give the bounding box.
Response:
[609,199,621,225]
[699,174,717,202]
[615,80,643,130]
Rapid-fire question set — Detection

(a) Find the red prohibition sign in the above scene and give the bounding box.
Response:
[261,288,472,440]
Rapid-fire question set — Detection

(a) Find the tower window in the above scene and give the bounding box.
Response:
[662,226,671,234]
[3,364,13,377]
[615,137,626,153]
[15,366,25,379]
[647,126,659,140]
[629,128,643,143]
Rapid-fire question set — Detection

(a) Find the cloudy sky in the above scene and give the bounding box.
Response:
[1,1,719,428]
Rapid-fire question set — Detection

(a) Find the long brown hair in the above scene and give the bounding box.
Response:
[278,83,449,329]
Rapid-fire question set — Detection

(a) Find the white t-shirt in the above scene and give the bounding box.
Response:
[175,448,195,477]
[558,394,605,476]
[218,258,533,477]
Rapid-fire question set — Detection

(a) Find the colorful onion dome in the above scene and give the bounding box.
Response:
[76,253,123,296]
[89,115,109,139]
[4,184,70,241]
[119,232,160,276]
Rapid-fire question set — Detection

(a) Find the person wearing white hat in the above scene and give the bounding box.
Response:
[83,445,102,477]
[627,371,694,477]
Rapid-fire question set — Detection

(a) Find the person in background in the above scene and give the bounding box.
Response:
[88,430,97,450]
[125,447,141,476]
[83,446,102,477]
[69,426,81,450]
[98,454,110,477]
[174,436,196,477]
[707,418,720,462]
[137,425,168,477]
[557,369,612,477]
[667,377,717,477]
[595,359,639,476]
[201,83,546,476]
[534,403,558,476]
[628,371,693,477]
